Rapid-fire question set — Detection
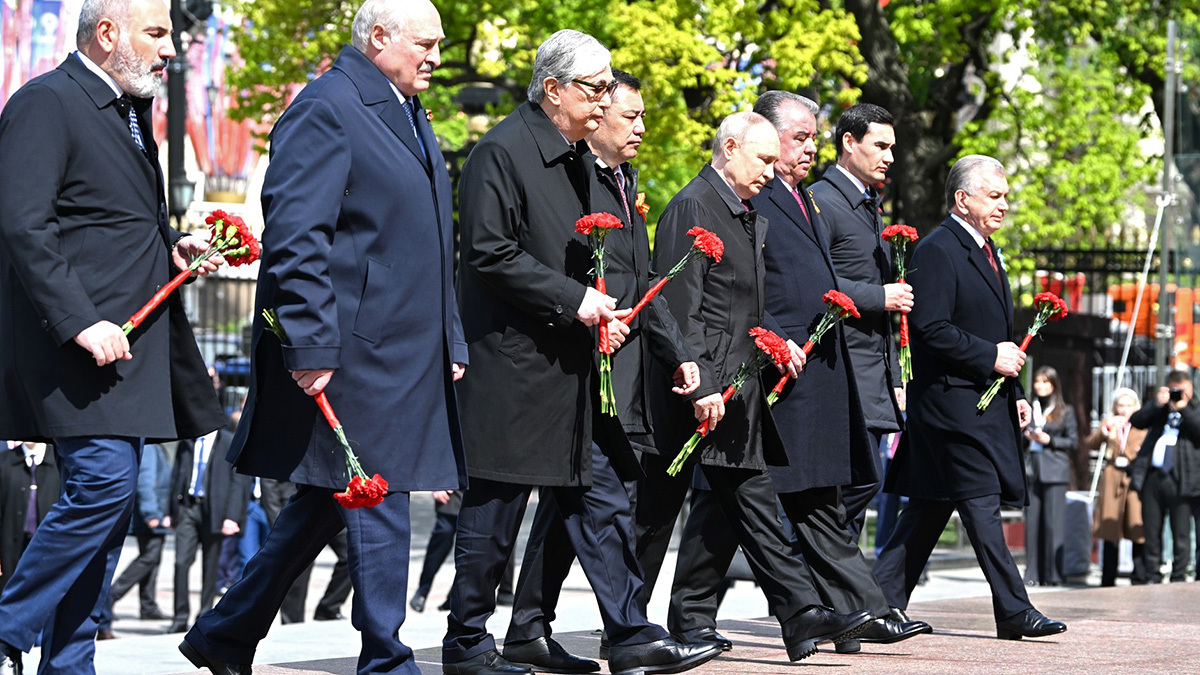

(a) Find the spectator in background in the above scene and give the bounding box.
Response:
[104,442,172,630]
[1088,388,1147,586]
[0,441,59,593]
[1022,366,1078,586]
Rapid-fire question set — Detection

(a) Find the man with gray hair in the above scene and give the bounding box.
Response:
[444,30,719,675]
[873,154,1068,640]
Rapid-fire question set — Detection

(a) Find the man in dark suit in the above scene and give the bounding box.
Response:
[873,154,1067,640]
[446,32,718,675]
[808,103,910,536]
[498,69,698,673]
[180,2,468,673]
[640,111,872,662]
[167,429,249,633]
[0,442,60,594]
[0,2,226,671]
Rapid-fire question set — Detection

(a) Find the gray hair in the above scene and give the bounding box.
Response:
[1109,387,1140,411]
[76,0,129,50]
[753,90,818,130]
[527,29,611,104]
[945,154,1006,211]
[712,111,773,161]
[352,0,411,52]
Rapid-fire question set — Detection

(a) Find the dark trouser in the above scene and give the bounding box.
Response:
[217,534,242,590]
[172,499,224,625]
[1140,470,1192,582]
[504,443,638,644]
[186,486,415,674]
[315,531,352,618]
[1023,480,1067,585]
[632,452,693,603]
[111,532,166,614]
[840,430,885,542]
[0,436,141,675]
[1100,539,1147,587]
[666,467,821,640]
[415,511,458,598]
[442,444,665,663]
[873,495,1031,621]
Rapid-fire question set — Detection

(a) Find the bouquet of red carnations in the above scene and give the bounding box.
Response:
[576,212,625,416]
[623,226,724,324]
[881,223,918,383]
[977,292,1069,410]
[766,290,860,405]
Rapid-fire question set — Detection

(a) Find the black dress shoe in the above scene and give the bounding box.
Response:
[443,649,533,674]
[179,639,252,675]
[597,631,609,660]
[96,629,116,641]
[673,627,733,651]
[607,637,721,675]
[858,616,933,644]
[834,639,860,654]
[141,607,171,621]
[411,594,427,613]
[782,607,872,661]
[502,637,599,674]
[996,608,1067,640]
[885,607,925,627]
[0,639,23,675]
[313,610,345,621]
[166,622,189,634]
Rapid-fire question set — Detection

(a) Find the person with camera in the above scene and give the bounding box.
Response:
[1022,366,1078,587]
[1129,370,1200,583]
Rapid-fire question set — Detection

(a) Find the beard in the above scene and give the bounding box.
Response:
[111,34,166,98]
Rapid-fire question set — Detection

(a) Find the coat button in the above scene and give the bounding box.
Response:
[554,304,563,314]
[344,189,350,196]
[40,319,48,328]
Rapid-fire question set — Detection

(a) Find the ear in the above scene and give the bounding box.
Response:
[95,18,119,55]
[721,136,738,161]
[369,23,389,52]
[841,131,856,156]
[543,77,563,106]
[954,189,969,215]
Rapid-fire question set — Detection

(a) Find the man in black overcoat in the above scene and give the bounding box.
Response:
[638,111,871,662]
[181,2,468,673]
[669,92,930,654]
[444,32,718,675]
[808,103,909,535]
[873,155,1067,640]
[0,442,60,594]
[0,2,225,672]
[498,70,698,673]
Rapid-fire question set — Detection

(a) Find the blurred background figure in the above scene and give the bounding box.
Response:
[1023,366,1078,587]
[0,441,59,593]
[1088,388,1147,586]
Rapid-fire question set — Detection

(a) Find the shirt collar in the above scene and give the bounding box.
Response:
[75,51,123,98]
[386,82,410,107]
[950,213,988,248]
[834,164,869,197]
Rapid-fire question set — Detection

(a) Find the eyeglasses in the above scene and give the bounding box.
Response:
[571,78,616,101]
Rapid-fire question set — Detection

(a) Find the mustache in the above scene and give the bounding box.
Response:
[418,63,436,74]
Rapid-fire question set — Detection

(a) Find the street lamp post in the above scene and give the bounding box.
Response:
[167,0,193,221]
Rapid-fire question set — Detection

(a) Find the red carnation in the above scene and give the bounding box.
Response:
[1034,292,1069,320]
[575,212,624,236]
[881,224,918,242]
[750,327,791,366]
[822,290,861,319]
[979,292,1069,409]
[686,226,724,262]
[334,474,389,509]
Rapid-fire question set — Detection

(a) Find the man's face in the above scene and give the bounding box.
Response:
[772,102,818,188]
[842,121,894,184]
[108,0,174,98]
[373,2,444,97]
[723,122,780,199]
[552,66,613,142]
[956,169,1010,238]
[587,84,645,164]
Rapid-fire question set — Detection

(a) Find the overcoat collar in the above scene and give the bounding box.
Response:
[939,215,1013,327]
[821,165,875,212]
[699,164,749,217]
[60,55,157,173]
[333,45,431,172]
[519,101,588,166]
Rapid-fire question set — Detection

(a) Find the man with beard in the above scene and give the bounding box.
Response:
[446,32,719,675]
[0,0,226,672]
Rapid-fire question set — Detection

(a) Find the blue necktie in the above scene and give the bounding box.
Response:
[122,96,146,152]
[402,98,429,163]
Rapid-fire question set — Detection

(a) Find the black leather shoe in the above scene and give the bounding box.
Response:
[597,632,609,660]
[438,598,452,612]
[673,627,733,651]
[783,607,872,661]
[179,639,252,675]
[443,649,533,674]
[502,637,599,674]
[313,610,345,621]
[141,607,171,621]
[0,639,23,675]
[885,607,926,627]
[166,622,189,634]
[608,637,722,675]
[996,608,1067,640]
[858,615,933,644]
[834,639,860,654]
[411,594,427,613]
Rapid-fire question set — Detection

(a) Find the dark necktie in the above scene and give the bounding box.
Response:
[983,240,1002,283]
[24,458,38,536]
[614,168,633,223]
[401,98,429,163]
[120,96,146,152]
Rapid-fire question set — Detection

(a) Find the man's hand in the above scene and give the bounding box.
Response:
[173,235,224,277]
[606,311,633,351]
[146,518,161,529]
[894,386,906,412]
[221,519,240,536]
[884,282,914,313]
[452,363,466,381]
[291,369,335,396]
[575,287,617,326]
[1017,399,1032,429]
[993,342,1026,378]
[162,516,172,529]
[433,489,453,504]
[777,340,806,377]
[693,393,725,432]
[671,362,701,395]
[74,321,132,366]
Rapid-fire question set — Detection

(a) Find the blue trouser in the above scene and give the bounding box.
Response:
[236,500,270,573]
[0,436,141,675]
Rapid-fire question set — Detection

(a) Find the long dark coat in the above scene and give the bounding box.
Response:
[457,102,634,486]
[0,56,223,442]
[171,430,250,534]
[1026,404,1078,485]
[0,445,59,592]
[885,217,1027,506]
[808,168,902,433]
[752,178,876,493]
[229,47,466,492]
[647,165,786,471]
[588,157,691,436]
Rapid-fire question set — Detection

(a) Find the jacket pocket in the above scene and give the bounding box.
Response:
[351,258,391,343]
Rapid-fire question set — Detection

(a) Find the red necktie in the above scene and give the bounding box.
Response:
[983,241,1001,283]
[791,187,810,224]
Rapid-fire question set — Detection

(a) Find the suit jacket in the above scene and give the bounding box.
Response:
[648,165,785,471]
[1025,404,1078,485]
[229,46,466,492]
[457,102,635,486]
[0,55,224,442]
[0,446,59,591]
[884,216,1027,506]
[808,168,901,433]
[752,178,876,493]
[588,156,691,435]
[171,430,249,534]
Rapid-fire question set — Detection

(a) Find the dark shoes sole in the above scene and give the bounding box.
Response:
[786,614,872,662]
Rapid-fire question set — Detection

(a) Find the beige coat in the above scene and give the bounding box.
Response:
[1088,425,1145,543]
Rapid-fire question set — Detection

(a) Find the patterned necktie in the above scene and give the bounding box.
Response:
[401,98,429,163]
[122,96,146,152]
[614,168,633,223]
[983,240,1002,283]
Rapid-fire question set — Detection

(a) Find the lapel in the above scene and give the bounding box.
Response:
[520,102,589,207]
[766,177,819,248]
[942,216,1011,323]
[333,46,430,174]
[61,55,157,182]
